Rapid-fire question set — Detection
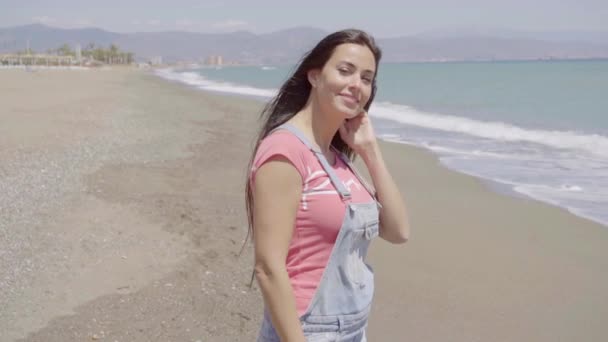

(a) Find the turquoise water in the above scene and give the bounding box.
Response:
[188,61,608,134]
[156,60,608,227]
[377,61,608,133]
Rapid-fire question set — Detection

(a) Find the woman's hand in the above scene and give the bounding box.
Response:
[340,111,411,244]
[339,110,378,156]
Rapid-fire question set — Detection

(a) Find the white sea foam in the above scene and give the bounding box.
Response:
[370,102,608,158]
[154,68,277,98]
[420,143,521,160]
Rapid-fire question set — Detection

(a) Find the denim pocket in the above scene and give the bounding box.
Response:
[363,219,379,240]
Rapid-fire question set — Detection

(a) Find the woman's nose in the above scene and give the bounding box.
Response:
[348,75,362,90]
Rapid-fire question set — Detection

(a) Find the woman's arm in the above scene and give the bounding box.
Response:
[340,112,410,244]
[360,143,410,244]
[253,157,306,342]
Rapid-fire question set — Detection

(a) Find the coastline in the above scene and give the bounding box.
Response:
[155,65,608,229]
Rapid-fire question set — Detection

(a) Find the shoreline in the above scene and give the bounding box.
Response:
[152,69,608,229]
[365,138,608,341]
[382,138,608,228]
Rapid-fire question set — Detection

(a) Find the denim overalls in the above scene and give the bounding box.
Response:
[257,124,381,342]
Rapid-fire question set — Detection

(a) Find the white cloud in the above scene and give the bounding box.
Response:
[146,19,161,26]
[32,16,57,25]
[211,19,249,30]
[74,19,93,27]
[31,16,92,28]
[175,19,195,28]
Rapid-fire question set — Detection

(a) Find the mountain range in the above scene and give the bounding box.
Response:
[2,24,608,64]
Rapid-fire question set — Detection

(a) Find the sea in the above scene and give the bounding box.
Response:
[155,60,608,227]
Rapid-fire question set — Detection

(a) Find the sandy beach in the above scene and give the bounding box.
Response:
[1,67,607,341]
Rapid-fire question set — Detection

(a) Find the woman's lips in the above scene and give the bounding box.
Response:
[339,94,359,104]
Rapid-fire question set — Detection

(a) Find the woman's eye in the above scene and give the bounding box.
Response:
[338,68,349,74]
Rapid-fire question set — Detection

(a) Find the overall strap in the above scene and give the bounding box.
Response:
[273,123,351,200]
[337,152,383,208]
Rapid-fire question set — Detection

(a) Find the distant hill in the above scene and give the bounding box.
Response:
[413,27,608,45]
[2,24,608,64]
[0,24,121,51]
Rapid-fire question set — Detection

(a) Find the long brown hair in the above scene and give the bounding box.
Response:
[242,29,382,256]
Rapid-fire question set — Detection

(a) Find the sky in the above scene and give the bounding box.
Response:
[2,0,608,37]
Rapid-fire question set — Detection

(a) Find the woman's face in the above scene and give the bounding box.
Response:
[309,43,376,120]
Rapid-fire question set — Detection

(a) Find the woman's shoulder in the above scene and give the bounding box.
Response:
[253,129,313,175]
[257,129,308,155]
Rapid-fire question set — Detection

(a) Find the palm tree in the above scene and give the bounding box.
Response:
[54,42,134,65]
[92,47,105,62]
[57,44,73,56]
[109,44,119,64]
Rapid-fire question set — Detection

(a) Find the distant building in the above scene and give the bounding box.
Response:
[205,55,223,66]
[149,56,163,65]
[0,54,73,66]
[75,44,82,62]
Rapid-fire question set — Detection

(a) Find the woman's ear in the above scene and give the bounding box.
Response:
[307,69,320,88]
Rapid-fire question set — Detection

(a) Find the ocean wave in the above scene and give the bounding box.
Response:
[420,143,522,160]
[154,68,277,98]
[371,102,608,158]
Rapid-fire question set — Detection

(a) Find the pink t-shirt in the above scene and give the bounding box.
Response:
[250,130,374,316]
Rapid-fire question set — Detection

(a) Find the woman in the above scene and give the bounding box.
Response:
[246,29,410,341]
